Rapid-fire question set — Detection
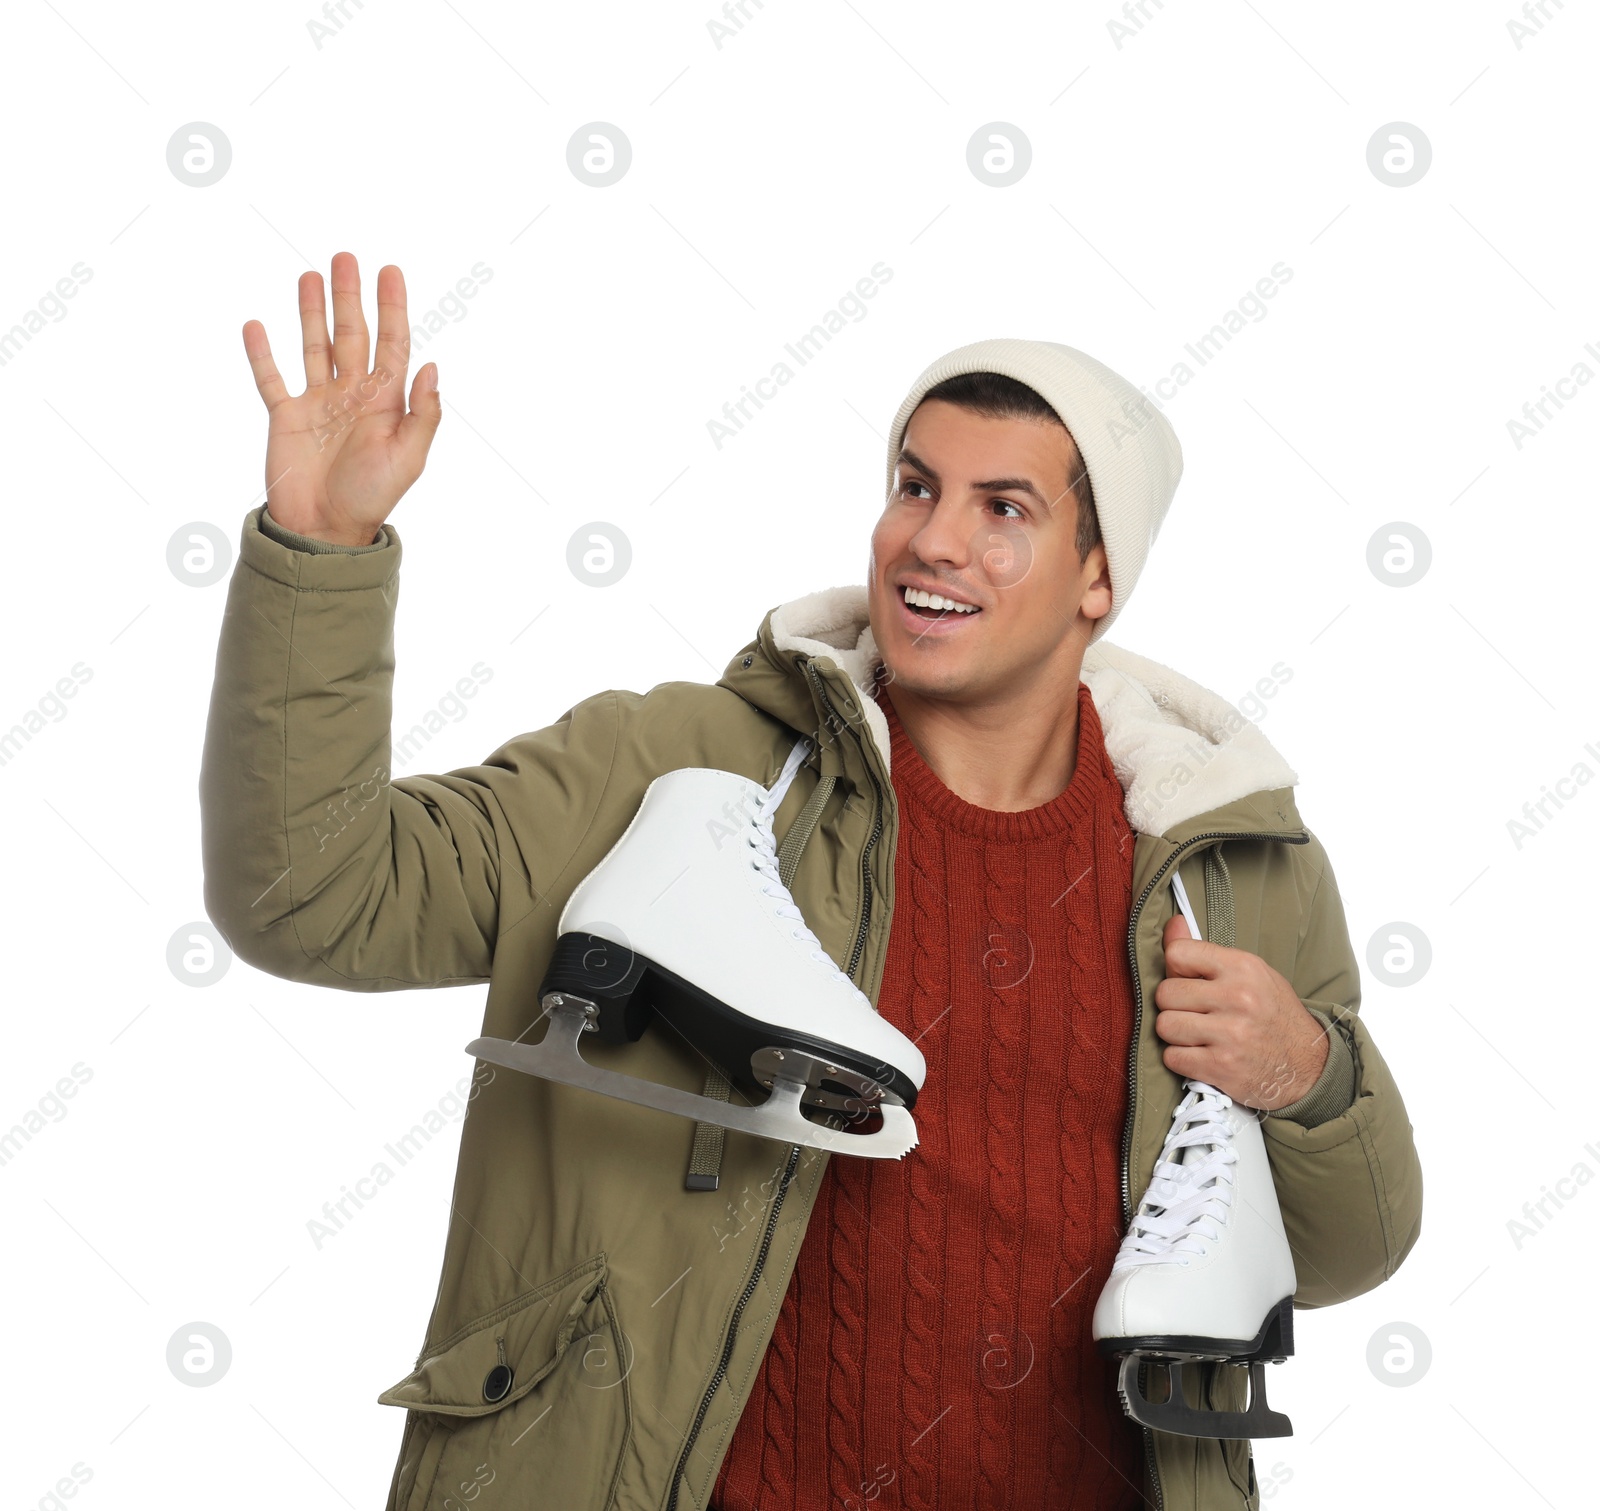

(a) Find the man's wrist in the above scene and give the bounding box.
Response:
[1267,1008,1357,1127]
[1287,1015,1331,1103]
[259,506,386,554]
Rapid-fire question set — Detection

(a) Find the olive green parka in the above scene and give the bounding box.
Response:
[200,506,1422,1510]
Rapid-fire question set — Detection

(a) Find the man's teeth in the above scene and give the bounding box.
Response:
[902,586,979,614]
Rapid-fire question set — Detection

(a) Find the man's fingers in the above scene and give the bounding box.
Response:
[1153,1007,1213,1047]
[1153,975,1216,1015]
[372,263,411,398]
[329,250,370,379]
[396,363,442,472]
[1161,927,1225,979]
[242,319,289,413]
[298,270,333,388]
[1160,1045,1214,1083]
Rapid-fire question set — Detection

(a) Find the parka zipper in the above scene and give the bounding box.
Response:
[666,1143,802,1511]
[803,660,885,981]
[1117,826,1308,1511]
[667,660,882,1509]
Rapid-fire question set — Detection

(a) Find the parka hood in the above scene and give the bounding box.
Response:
[721,585,1302,841]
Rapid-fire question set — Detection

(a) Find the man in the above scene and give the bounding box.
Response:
[203,253,1422,1510]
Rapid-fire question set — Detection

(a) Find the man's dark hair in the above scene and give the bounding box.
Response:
[917,370,1101,564]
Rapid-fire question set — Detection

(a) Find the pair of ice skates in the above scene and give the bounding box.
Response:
[466,742,1297,1439]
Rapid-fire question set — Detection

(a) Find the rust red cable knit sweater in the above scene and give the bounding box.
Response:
[711,677,1149,1510]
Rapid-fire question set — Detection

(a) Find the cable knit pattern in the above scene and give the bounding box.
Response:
[975,825,1024,1502]
[825,1163,870,1503]
[712,679,1147,1510]
[890,780,950,1507]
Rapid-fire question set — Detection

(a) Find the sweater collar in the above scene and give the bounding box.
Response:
[877,678,1120,843]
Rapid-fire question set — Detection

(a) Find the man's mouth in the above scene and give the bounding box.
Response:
[898,583,982,624]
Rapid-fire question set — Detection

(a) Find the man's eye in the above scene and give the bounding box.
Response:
[992,500,1023,519]
[902,480,931,500]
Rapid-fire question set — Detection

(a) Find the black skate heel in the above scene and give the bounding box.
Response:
[539,931,653,1046]
[1247,1294,1295,1364]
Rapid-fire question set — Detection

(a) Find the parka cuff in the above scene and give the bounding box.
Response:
[238,504,400,594]
[257,504,388,554]
[1267,1005,1357,1128]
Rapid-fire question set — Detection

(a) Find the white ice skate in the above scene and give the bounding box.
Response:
[466,737,927,1159]
[1092,870,1297,1439]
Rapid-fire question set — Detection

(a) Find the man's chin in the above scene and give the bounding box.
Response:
[875,655,983,705]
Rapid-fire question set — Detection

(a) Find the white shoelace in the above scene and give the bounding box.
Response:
[1113,1080,1239,1269]
[746,737,839,972]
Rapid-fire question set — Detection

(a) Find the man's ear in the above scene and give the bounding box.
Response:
[1079,543,1113,622]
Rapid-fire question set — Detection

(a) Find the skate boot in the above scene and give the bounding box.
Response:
[466,736,926,1158]
[1092,870,1297,1439]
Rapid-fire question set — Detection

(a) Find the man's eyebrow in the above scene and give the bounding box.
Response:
[897,447,1053,508]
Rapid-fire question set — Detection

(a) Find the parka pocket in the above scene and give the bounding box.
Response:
[380,1253,633,1511]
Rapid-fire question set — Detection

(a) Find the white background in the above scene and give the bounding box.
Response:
[1,1,1594,1506]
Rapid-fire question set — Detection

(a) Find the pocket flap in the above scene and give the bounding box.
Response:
[378,1254,609,1417]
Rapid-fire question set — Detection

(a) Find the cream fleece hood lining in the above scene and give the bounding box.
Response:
[768,585,1297,839]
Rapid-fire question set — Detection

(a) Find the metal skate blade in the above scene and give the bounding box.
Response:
[466,1004,919,1161]
[1115,1355,1292,1440]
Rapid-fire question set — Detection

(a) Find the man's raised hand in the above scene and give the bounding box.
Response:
[242,251,441,547]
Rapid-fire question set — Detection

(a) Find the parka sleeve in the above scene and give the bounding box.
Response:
[198,506,617,991]
[1263,829,1424,1307]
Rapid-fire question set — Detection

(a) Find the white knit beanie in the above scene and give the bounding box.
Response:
[883,337,1183,644]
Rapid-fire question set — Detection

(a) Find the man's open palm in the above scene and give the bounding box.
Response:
[242,251,440,547]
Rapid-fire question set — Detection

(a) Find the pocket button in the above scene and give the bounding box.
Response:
[483,1364,514,1403]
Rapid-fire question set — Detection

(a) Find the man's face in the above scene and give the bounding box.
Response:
[867,399,1111,705]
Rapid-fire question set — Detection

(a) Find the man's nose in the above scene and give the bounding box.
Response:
[908,496,973,569]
